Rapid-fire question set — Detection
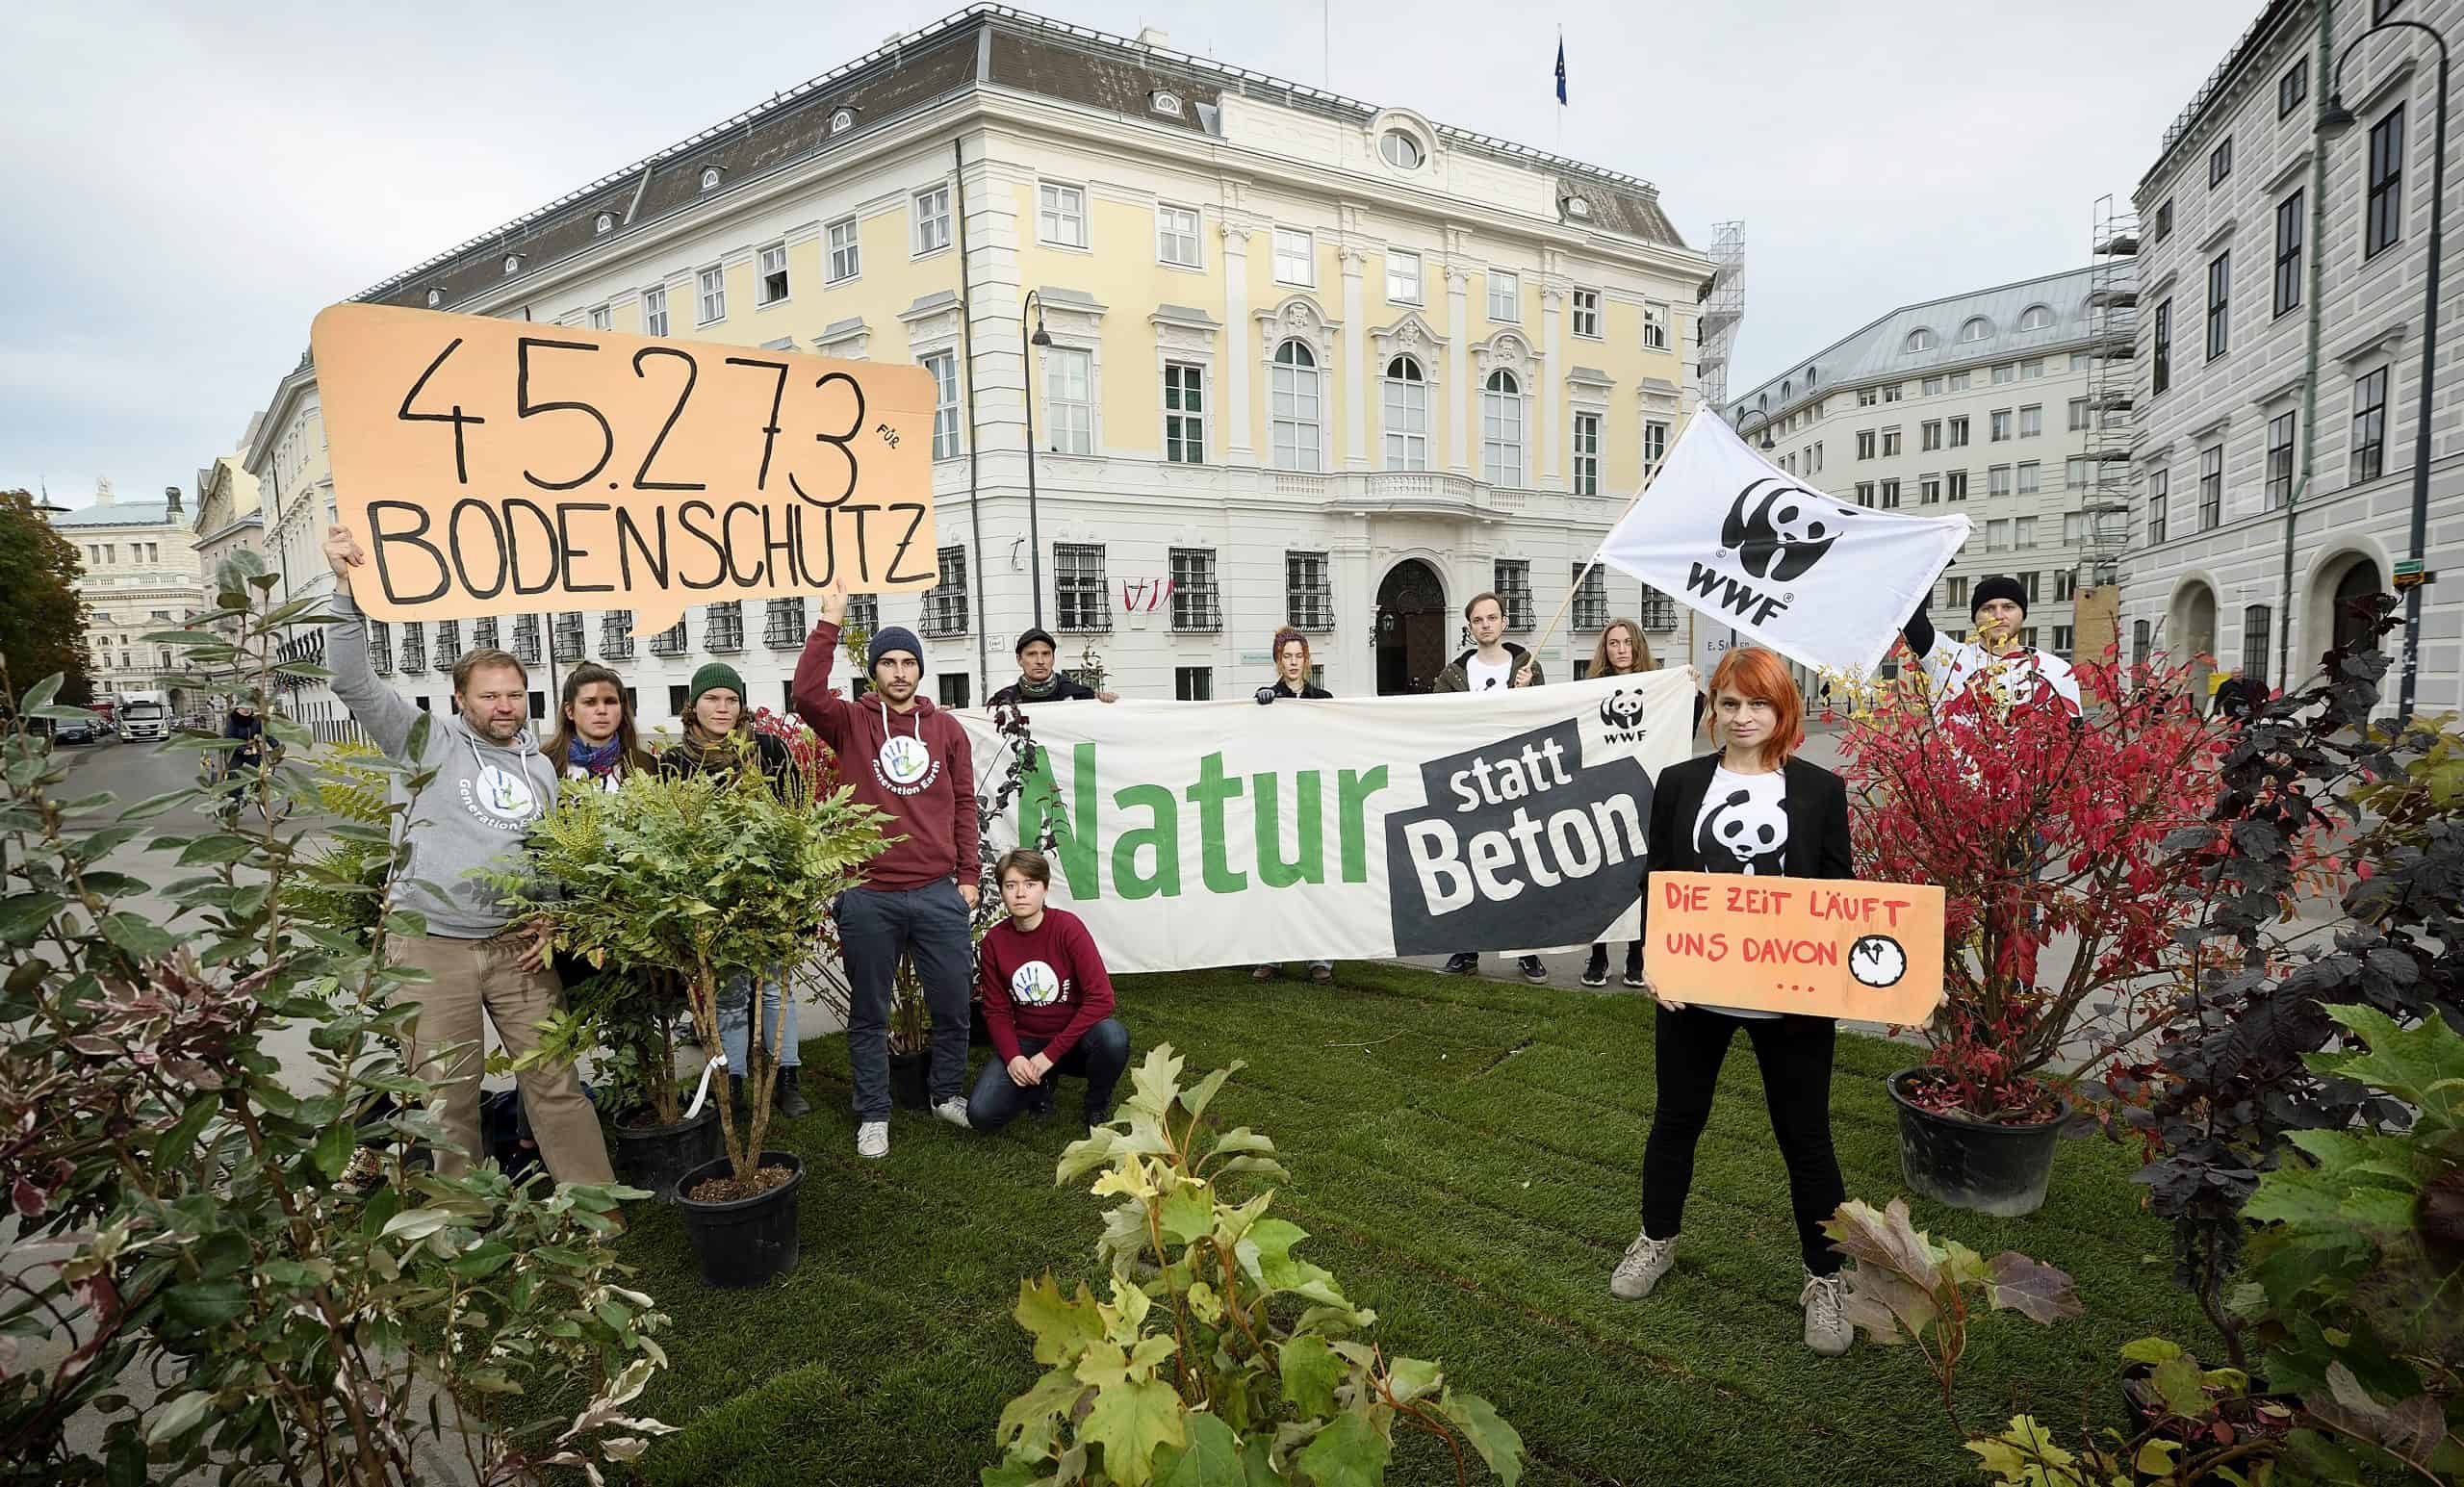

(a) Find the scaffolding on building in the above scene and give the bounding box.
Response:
[1694,220,1745,412]
[2080,194,2140,593]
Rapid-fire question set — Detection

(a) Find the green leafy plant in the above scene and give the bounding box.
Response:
[986,1045,1525,1487]
[0,552,662,1484]
[505,760,888,1188]
[2239,1003,2464,1482]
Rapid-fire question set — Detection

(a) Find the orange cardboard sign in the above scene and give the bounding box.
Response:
[310,303,942,635]
[1643,871,1945,1023]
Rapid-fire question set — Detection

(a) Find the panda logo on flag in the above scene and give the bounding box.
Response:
[1010,960,1065,1008]
[1720,477,1859,583]
[1697,787,1788,875]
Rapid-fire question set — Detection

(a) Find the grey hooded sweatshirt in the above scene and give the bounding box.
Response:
[329,593,560,939]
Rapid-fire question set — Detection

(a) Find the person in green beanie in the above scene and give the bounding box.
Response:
[658,662,808,1116]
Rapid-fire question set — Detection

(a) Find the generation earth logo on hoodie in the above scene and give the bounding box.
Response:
[463,762,540,829]
[875,732,941,795]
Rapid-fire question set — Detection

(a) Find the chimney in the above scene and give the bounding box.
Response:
[165,485,184,517]
[1136,25,1169,47]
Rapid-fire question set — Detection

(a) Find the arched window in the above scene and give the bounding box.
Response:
[2018,303,2054,331]
[1960,316,1992,342]
[1905,327,1936,353]
[1380,131,1424,169]
[1384,356,1428,471]
[700,167,723,192]
[1481,369,1524,486]
[831,108,855,134]
[594,213,613,235]
[1270,340,1322,472]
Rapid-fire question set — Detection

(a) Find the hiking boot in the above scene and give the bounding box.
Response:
[1580,949,1609,987]
[1441,953,1478,976]
[1518,956,1548,984]
[1609,1229,1679,1300]
[933,1095,973,1131]
[856,1120,889,1160]
[1801,1267,1853,1357]
[1251,963,1279,981]
[774,1068,811,1118]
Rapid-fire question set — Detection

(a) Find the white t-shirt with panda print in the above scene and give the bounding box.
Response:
[1688,765,1788,1020]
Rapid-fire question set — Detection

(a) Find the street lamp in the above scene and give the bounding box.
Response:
[1732,404,1779,450]
[2320,14,2448,724]
[1020,291,1054,628]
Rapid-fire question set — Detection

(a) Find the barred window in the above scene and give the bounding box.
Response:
[398,621,426,674]
[601,612,635,659]
[705,601,744,654]
[764,598,807,649]
[648,617,688,656]
[1493,560,1534,631]
[1175,666,1214,701]
[1056,544,1111,632]
[847,593,880,636]
[1170,549,1220,632]
[511,615,541,665]
[552,610,586,662]
[922,547,969,636]
[370,619,394,675]
[472,616,500,651]
[1285,551,1333,632]
[1571,564,1608,631]
[431,620,461,670]
[1639,588,1678,631]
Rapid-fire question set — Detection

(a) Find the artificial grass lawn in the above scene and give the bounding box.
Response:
[604,964,2204,1486]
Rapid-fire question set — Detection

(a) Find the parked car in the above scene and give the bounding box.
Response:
[52,717,100,745]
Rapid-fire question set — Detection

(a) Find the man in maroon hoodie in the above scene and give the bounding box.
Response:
[966,848,1129,1132]
[794,583,980,1160]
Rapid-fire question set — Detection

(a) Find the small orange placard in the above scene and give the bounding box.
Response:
[1642,871,1945,1023]
[311,303,941,636]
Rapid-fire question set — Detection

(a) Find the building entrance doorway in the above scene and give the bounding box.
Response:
[1375,559,1448,695]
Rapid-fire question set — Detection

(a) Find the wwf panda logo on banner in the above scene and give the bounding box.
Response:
[1697,787,1787,874]
[1720,478,1859,583]
[1599,688,1650,732]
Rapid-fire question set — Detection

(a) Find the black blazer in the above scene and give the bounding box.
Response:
[1637,753,1854,938]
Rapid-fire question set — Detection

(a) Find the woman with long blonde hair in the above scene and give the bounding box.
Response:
[1582,619,1654,988]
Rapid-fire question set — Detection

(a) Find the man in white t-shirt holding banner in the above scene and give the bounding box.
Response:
[1431,590,1550,982]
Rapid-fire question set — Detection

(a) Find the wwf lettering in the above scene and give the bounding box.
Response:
[312,302,943,633]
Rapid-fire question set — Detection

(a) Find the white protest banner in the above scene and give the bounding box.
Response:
[959,673,1697,975]
[1597,415,1970,675]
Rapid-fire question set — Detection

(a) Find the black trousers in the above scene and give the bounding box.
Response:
[1639,1006,1847,1274]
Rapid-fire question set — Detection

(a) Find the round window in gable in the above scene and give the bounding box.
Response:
[1151,90,1183,117]
[1380,131,1424,169]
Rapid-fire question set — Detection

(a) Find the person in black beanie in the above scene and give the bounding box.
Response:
[1900,573,2081,721]
[989,628,1119,707]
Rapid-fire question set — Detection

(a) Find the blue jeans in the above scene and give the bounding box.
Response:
[720,966,797,1071]
[837,881,974,1120]
[965,1019,1132,1132]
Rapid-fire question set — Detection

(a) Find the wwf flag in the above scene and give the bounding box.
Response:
[1597,416,1971,676]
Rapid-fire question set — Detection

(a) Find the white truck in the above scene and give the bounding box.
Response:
[118,690,170,742]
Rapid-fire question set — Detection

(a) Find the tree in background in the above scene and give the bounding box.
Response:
[0,489,90,706]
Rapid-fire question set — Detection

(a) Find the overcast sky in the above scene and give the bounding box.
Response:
[4,0,2261,509]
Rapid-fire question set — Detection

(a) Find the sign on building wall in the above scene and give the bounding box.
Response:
[311,304,941,636]
[961,673,1696,973]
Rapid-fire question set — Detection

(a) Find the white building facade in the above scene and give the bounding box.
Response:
[259,8,1725,735]
[2119,0,2462,713]
[46,479,208,710]
[1726,267,2124,670]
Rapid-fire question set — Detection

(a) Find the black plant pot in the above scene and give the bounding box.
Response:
[608,1105,722,1204]
[677,1150,805,1289]
[888,1051,931,1111]
[1887,1068,2065,1218]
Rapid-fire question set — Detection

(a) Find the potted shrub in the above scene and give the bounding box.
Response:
[885,960,933,1110]
[510,757,888,1288]
[1841,648,2246,1216]
[518,966,717,1203]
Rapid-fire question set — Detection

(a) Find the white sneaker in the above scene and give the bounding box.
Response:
[1801,1267,1853,1356]
[856,1120,889,1160]
[933,1095,973,1130]
[1609,1228,1678,1299]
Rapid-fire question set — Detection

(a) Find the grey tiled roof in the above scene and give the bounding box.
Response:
[1729,265,2103,421]
[50,502,179,528]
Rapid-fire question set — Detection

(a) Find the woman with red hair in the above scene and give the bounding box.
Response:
[1606,645,1858,1359]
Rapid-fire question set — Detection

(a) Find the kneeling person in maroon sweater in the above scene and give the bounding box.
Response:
[968,850,1131,1132]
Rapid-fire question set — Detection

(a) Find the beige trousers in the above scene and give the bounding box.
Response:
[394,930,615,1186]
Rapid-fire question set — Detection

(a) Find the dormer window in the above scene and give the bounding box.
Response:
[1562,194,1590,219]
[1380,130,1424,169]
[700,166,723,192]
[425,287,444,308]
[1150,90,1183,117]
[502,253,523,276]
[831,108,855,134]
[594,213,614,235]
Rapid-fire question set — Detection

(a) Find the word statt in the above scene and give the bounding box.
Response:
[311,303,942,634]
[1644,870,1945,1023]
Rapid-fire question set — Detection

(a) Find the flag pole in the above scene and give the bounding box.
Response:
[1521,473,1662,673]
